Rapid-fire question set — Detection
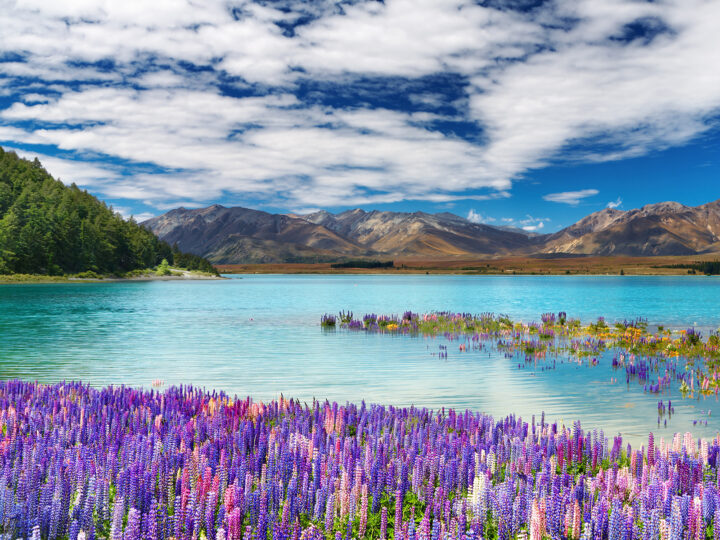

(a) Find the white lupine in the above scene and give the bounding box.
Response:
[487,451,496,474]
[469,473,486,516]
[672,433,682,453]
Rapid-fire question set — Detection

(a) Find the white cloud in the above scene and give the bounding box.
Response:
[607,197,623,209]
[543,189,599,205]
[499,214,548,232]
[112,206,155,222]
[466,209,494,224]
[2,88,512,207]
[21,93,51,104]
[470,0,720,180]
[0,0,718,211]
[522,222,544,232]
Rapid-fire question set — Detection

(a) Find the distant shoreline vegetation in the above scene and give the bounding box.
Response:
[0,147,217,277]
[0,267,221,284]
[330,259,394,269]
[653,260,720,275]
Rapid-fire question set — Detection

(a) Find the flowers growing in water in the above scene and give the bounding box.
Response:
[322,311,720,397]
[321,314,337,328]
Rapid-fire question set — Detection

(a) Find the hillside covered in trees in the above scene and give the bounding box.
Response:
[0,147,216,275]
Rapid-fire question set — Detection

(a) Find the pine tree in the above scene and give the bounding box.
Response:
[0,147,217,275]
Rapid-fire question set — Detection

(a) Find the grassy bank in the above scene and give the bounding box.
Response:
[0,267,223,284]
[0,274,82,283]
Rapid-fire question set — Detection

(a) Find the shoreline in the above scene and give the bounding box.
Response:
[216,254,720,276]
[0,271,225,284]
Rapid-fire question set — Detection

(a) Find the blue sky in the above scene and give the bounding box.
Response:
[0,0,719,232]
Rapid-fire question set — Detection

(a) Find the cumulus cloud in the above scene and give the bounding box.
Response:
[0,0,718,212]
[466,209,494,224]
[543,189,599,205]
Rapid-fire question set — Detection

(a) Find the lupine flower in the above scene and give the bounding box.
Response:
[1,379,720,540]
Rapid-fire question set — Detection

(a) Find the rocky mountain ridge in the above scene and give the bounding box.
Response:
[142,200,720,263]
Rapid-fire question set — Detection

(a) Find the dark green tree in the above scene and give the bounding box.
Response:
[0,147,217,275]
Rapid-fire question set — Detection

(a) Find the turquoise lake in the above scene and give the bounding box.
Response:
[1,274,720,445]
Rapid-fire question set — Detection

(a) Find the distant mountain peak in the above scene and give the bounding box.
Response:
[542,198,720,256]
[433,212,465,222]
[638,201,688,214]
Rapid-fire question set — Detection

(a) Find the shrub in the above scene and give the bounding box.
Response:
[73,270,101,279]
[156,258,172,276]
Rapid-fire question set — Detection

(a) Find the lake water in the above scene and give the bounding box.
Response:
[1,274,719,445]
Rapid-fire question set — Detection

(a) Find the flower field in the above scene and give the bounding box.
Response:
[0,380,718,540]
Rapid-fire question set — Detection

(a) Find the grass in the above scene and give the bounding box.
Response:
[0,267,221,284]
[0,274,87,284]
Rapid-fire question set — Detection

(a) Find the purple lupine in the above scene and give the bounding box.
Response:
[395,490,403,538]
[124,508,141,540]
[0,379,719,540]
[380,507,388,540]
[110,496,125,540]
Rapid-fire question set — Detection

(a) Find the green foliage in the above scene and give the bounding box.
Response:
[122,268,153,278]
[695,261,720,275]
[72,270,102,279]
[0,274,71,283]
[0,147,216,276]
[171,244,219,275]
[656,260,720,275]
[156,258,172,276]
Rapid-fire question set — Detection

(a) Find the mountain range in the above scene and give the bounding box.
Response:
[142,200,720,264]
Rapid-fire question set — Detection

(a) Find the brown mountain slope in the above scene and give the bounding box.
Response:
[143,205,536,262]
[541,200,720,255]
[142,205,363,263]
[143,199,720,264]
[302,209,535,256]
